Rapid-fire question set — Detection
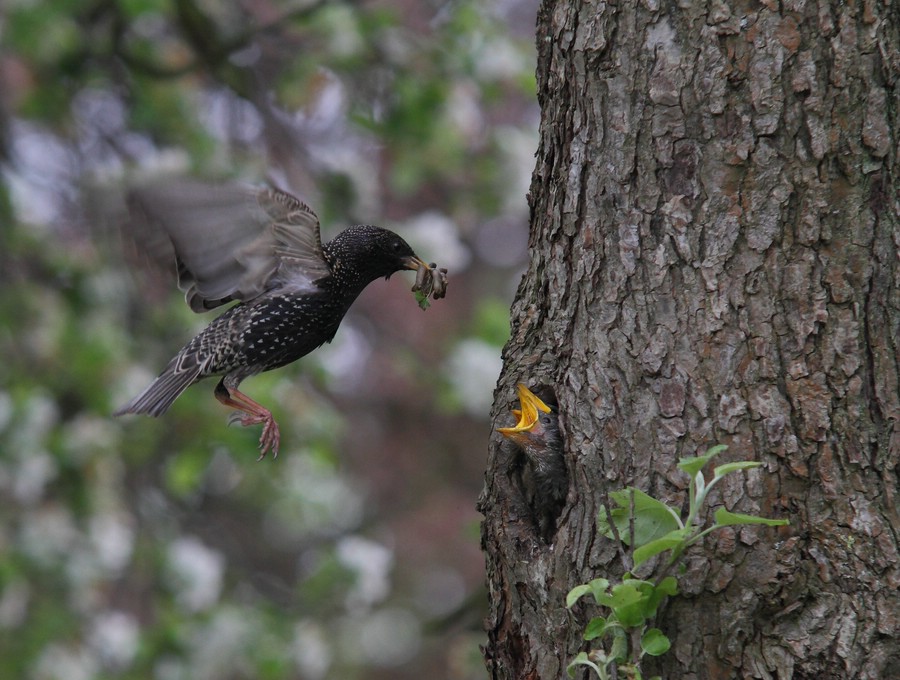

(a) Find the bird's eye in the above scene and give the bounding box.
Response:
[541,415,552,425]
[391,241,402,252]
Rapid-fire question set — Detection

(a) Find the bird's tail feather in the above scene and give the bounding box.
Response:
[114,362,202,417]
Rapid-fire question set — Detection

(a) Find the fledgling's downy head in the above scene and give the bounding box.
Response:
[497,383,561,459]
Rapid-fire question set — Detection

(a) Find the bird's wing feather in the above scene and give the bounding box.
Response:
[126,181,329,312]
[256,188,330,284]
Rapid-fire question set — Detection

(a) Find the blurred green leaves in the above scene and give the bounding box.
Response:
[0,1,536,678]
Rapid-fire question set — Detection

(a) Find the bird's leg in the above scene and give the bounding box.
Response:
[214,380,280,460]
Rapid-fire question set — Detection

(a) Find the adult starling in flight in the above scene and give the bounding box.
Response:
[115,181,443,458]
[498,383,567,539]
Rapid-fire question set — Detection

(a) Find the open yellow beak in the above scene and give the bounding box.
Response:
[497,383,551,436]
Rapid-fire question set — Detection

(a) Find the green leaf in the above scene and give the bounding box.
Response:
[641,628,671,656]
[608,604,646,629]
[616,578,674,621]
[587,577,610,600]
[654,576,678,597]
[632,527,693,568]
[567,578,609,608]
[583,616,608,641]
[609,628,629,662]
[713,461,762,477]
[644,576,678,615]
[713,508,790,527]
[678,445,728,476]
[566,584,592,608]
[600,583,648,628]
[598,488,681,547]
[567,652,603,678]
[414,289,431,310]
[597,582,643,610]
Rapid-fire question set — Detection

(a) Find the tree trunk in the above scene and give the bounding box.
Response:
[480,1,899,678]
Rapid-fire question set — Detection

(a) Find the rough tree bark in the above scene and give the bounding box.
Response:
[480,1,899,678]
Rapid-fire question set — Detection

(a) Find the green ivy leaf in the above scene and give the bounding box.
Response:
[713,508,789,527]
[640,628,671,656]
[678,445,728,476]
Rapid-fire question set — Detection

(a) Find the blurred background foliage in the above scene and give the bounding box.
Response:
[0,0,539,678]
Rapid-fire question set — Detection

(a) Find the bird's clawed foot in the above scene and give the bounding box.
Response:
[216,381,281,460]
[254,414,280,460]
[227,410,281,459]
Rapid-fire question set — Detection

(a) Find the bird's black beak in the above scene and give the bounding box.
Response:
[498,384,551,441]
[391,254,430,281]
[401,255,430,271]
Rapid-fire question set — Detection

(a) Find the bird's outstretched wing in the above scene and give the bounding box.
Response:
[127,180,330,312]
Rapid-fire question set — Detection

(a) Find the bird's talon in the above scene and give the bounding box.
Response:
[227,411,253,427]
[254,419,280,461]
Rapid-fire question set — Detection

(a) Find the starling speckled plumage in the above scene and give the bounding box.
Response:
[115,181,443,458]
[498,383,567,539]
